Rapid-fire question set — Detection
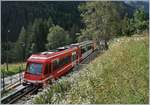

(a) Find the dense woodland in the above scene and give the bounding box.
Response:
[1,1,149,64]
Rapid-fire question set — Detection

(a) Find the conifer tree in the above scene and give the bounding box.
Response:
[15,26,27,61]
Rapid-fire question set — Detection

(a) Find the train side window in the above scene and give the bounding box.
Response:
[87,45,92,50]
[72,53,76,61]
[67,56,70,63]
[59,58,64,68]
[81,47,84,54]
[52,59,59,71]
[87,45,89,50]
[59,55,71,68]
[81,47,86,54]
[44,64,49,74]
[64,56,71,64]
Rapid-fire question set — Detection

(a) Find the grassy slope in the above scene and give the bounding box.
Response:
[1,63,26,77]
[33,35,149,104]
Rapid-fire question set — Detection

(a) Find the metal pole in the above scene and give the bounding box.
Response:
[22,45,23,69]
[2,72,5,91]
[6,30,10,72]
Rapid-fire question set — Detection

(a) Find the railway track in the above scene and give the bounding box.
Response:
[1,81,21,96]
[1,85,39,104]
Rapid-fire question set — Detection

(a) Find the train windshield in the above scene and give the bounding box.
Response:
[27,63,43,75]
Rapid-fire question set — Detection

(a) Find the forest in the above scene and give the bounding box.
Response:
[1,1,149,64]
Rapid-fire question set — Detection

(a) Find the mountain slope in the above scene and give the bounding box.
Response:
[33,34,149,104]
[1,1,82,42]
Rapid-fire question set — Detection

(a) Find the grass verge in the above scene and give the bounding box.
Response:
[33,35,149,104]
[1,63,26,77]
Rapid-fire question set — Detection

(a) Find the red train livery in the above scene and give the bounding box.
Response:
[23,41,95,86]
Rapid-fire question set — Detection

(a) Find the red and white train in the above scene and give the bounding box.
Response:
[23,41,96,86]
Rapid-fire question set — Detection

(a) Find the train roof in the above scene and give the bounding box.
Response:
[27,46,77,62]
[71,40,93,47]
[27,40,93,63]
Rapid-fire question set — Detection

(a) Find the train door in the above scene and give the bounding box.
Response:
[71,52,76,66]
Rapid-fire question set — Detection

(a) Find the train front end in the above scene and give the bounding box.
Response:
[23,55,46,86]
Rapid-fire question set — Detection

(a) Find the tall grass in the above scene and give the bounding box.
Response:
[33,35,148,104]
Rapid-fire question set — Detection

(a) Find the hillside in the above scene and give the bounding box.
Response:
[2,1,149,42]
[1,1,82,42]
[125,1,149,14]
[32,34,149,104]
[2,1,149,64]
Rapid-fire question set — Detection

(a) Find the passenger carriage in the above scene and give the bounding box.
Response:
[23,41,95,86]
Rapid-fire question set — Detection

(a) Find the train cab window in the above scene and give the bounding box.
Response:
[44,64,49,74]
[27,63,43,75]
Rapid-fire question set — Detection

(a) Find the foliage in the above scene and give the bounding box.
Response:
[121,15,135,36]
[78,1,149,42]
[1,1,82,42]
[33,35,148,104]
[78,1,123,42]
[14,27,27,61]
[46,25,71,49]
[12,18,52,62]
[1,1,82,63]
[125,1,149,14]
[1,1,149,64]
[30,18,48,52]
[1,63,26,77]
[133,8,148,33]
[121,7,148,37]
[1,42,17,63]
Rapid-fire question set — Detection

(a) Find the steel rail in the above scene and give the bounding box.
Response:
[1,85,38,104]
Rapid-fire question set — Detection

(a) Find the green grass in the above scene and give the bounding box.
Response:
[33,35,149,104]
[1,63,26,77]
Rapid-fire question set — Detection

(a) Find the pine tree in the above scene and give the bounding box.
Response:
[47,17,53,28]
[15,26,27,61]
[25,22,34,58]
